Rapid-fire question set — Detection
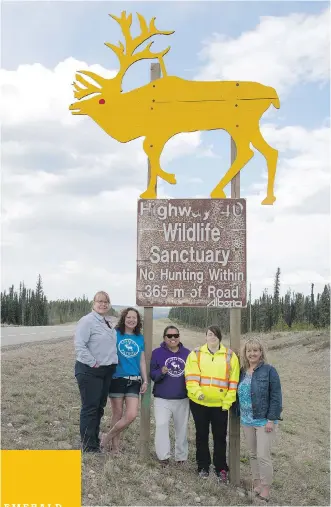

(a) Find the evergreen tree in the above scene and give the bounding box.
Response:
[259,290,269,332]
[283,290,292,327]
[318,284,330,328]
[310,283,316,327]
[293,292,305,325]
[167,271,329,333]
[273,267,281,327]
[35,274,48,325]
[1,270,329,331]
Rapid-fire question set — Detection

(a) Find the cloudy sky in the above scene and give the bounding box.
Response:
[1,0,330,305]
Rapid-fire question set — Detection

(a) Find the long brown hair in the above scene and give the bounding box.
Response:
[116,307,142,336]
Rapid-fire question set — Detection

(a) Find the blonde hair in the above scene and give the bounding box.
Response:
[240,337,267,371]
[93,291,110,304]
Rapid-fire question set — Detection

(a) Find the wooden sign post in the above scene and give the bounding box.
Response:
[140,62,161,458]
[228,138,241,486]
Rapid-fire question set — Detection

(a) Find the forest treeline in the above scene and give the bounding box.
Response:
[1,275,117,326]
[2,270,330,331]
[169,268,330,333]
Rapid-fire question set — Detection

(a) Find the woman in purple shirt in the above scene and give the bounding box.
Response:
[150,325,190,465]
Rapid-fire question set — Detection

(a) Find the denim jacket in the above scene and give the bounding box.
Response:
[236,362,282,421]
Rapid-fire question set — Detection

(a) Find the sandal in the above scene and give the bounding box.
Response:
[257,493,270,502]
[252,482,262,496]
[100,433,111,451]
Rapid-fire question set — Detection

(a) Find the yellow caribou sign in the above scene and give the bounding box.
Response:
[69,12,280,204]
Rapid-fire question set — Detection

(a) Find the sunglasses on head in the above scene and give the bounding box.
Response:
[165,333,180,339]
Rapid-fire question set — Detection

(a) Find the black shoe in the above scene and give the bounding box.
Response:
[159,459,170,467]
[198,469,209,479]
[83,447,101,453]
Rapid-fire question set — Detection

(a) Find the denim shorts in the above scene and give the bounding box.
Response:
[109,377,141,398]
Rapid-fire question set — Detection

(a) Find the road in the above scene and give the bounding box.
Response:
[0,324,77,347]
[1,316,119,347]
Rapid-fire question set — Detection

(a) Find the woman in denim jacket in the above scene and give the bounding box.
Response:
[237,337,282,502]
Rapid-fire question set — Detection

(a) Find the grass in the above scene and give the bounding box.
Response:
[1,321,330,506]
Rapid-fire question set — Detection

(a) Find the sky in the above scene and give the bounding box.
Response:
[1,0,330,305]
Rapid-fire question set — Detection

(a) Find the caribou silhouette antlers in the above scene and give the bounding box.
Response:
[106,11,174,88]
[71,12,174,100]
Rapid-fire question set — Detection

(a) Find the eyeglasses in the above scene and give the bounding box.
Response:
[165,334,180,339]
[95,300,109,305]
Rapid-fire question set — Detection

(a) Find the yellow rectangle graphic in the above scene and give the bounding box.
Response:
[1,450,81,507]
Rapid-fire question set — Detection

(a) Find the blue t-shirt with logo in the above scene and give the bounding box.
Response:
[113,330,145,378]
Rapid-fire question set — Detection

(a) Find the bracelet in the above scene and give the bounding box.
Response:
[143,381,148,384]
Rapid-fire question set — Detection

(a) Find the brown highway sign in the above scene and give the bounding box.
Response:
[136,199,247,308]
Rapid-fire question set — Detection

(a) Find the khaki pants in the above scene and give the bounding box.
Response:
[154,397,190,461]
[242,425,278,486]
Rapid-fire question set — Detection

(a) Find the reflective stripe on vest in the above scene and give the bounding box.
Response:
[195,347,233,386]
[185,374,201,383]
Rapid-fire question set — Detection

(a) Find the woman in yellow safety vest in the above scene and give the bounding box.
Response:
[185,326,240,483]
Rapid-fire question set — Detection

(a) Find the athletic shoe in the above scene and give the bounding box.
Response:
[216,469,229,484]
[198,469,209,479]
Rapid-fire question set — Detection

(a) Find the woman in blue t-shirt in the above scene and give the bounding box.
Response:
[238,337,282,502]
[101,307,147,453]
